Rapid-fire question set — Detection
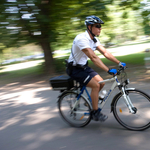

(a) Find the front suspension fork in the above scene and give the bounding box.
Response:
[121,87,136,114]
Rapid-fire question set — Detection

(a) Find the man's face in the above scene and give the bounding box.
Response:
[89,23,102,36]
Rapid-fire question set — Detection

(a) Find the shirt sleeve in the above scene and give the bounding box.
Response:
[76,38,91,51]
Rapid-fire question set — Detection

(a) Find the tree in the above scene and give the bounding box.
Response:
[0,0,112,74]
[100,0,145,44]
[1,0,146,74]
[141,0,150,35]
[117,0,150,36]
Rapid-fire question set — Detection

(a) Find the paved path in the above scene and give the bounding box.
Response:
[0,74,150,150]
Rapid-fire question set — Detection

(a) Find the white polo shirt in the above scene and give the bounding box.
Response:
[68,31,101,65]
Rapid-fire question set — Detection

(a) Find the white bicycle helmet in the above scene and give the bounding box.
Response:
[85,15,104,26]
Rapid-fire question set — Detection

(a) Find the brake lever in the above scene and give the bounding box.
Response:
[117,66,128,75]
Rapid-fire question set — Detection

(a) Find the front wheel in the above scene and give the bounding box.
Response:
[112,89,150,131]
[58,91,92,127]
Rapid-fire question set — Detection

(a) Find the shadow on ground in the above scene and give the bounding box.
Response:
[0,65,150,150]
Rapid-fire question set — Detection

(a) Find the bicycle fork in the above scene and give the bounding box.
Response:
[121,87,137,114]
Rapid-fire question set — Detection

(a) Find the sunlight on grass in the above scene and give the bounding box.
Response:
[0,60,45,84]
[0,60,44,73]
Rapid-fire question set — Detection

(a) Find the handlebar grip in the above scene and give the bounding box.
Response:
[117,66,127,75]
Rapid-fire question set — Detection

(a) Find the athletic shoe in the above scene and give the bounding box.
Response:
[91,109,108,122]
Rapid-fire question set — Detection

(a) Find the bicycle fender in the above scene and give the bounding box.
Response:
[125,87,135,90]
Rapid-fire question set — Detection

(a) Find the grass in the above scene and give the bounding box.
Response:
[115,53,145,65]
[88,52,145,67]
[0,63,44,83]
[0,52,146,84]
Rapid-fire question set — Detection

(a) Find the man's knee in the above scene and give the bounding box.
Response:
[92,82,100,91]
[87,78,100,90]
[100,82,105,88]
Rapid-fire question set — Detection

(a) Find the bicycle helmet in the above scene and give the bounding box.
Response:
[85,15,104,26]
[85,15,104,41]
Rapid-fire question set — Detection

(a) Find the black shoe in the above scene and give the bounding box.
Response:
[91,109,108,122]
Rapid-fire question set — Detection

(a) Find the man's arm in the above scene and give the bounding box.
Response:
[97,45,120,64]
[82,48,109,72]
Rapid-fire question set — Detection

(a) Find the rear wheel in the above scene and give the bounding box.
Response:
[113,89,150,131]
[58,91,92,127]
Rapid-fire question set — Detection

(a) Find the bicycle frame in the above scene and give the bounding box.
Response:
[98,76,120,110]
[71,75,135,114]
[71,76,118,112]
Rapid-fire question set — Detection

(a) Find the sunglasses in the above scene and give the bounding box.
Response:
[94,24,102,28]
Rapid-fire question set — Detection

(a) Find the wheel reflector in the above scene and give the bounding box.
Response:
[80,115,84,120]
[119,108,122,113]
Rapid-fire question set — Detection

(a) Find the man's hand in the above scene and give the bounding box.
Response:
[119,62,126,67]
[108,69,117,75]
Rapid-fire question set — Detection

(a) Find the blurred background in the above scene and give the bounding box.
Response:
[0,0,150,83]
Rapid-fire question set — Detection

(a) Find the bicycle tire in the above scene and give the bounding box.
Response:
[58,91,92,127]
[112,89,150,131]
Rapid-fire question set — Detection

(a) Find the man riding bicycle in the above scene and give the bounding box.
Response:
[67,15,126,122]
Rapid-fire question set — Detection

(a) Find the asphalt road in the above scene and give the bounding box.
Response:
[0,75,150,150]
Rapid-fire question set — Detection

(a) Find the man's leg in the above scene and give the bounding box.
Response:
[86,75,108,121]
[93,75,105,91]
[86,75,104,110]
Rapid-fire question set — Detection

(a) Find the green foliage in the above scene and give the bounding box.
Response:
[0,0,149,73]
[141,6,150,35]
[53,56,68,73]
[0,0,113,50]
[118,0,141,9]
[98,2,144,45]
[0,0,147,49]
[118,0,150,36]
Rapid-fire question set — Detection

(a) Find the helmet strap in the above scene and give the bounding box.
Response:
[87,25,97,43]
[87,25,95,37]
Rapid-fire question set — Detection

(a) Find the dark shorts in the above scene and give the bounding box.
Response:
[70,66,98,85]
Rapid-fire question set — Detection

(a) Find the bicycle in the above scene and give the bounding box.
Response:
[51,67,150,131]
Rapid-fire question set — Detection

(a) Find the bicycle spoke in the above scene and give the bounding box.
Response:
[58,92,91,127]
[113,89,150,131]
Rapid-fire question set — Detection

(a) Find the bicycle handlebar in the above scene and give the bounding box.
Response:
[117,66,127,75]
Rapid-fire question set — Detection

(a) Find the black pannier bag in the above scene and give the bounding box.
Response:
[50,75,74,90]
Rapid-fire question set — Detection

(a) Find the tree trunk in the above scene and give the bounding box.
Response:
[40,39,55,74]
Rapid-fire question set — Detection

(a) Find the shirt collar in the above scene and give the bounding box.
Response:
[85,30,93,41]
